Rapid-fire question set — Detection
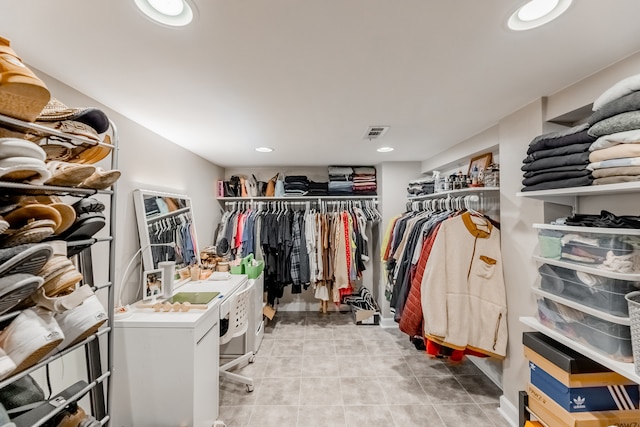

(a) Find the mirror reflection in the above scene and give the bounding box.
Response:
[133,189,200,277]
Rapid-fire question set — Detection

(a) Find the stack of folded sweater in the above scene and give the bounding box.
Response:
[284,175,309,196]
[328,166,354,195]
[352,166,377,195]
[586,74,640,185]
[521,124,596,192]
[407,175,435,196]
[306,180,328,196]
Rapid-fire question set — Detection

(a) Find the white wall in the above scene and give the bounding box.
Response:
[377,161,422,322]
[28,68,225,407]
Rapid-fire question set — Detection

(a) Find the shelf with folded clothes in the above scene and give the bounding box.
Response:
[516,181,640,204]
[520,316,640,384]
[406,186,500,200]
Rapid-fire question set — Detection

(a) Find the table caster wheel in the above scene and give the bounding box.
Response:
[247,384,254,392]
[249,355,256,364]
[213,421,226,427]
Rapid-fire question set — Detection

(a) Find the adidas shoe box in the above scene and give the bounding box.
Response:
[528,360,639,412]
[527,383,640,427]
[524,332,639,412]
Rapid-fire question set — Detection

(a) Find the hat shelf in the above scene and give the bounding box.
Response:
[0,111,118,425]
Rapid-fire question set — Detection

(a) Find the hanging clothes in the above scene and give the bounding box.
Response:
[384,195,507,360]
[215,200,380,307]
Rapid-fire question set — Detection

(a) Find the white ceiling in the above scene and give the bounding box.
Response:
[3,1,640,167]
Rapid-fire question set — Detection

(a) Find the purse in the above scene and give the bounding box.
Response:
[266,174,278,197]
[275,173,285,197]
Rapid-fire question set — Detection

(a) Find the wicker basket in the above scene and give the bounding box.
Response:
[625,290,640,375]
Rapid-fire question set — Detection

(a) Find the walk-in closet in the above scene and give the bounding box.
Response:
[2,2,640,427]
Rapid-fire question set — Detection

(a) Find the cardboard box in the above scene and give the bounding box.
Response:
[525,347,634,388]
[529,360,639,412]
[523,332,608,374]
[353,309,380,325]
[527,383,640,427]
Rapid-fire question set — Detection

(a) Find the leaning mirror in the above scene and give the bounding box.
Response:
[133,189,200,287]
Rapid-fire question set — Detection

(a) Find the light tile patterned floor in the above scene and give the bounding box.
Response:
[219,311,510,427]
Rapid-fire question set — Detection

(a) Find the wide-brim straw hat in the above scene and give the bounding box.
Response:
[4,204,62,230]
[37,98,110,134]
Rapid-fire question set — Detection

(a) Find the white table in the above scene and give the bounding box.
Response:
[112,274,248,427]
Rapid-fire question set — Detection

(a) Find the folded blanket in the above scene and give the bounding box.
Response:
[521,175,593,192]
[353,167,376,175]
[521,152,590,172]
[328,166,354,176]
[589,91,640,125]
[589,142,640,163]
[593,175,640,185]
[527,125,592,154]
[522,169,591,186]
[592,166,640,178]
[593,74,640,111]
[588,111,640,138]
[523,142,591,163]
[589,129,640,152]
[588,157,640,170]
[523,164,593,178]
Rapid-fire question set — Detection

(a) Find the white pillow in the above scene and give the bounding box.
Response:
[593,74,640,111]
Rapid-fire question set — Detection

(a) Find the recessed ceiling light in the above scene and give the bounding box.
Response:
[508,0,571,31]
[134,0,195,27]
[376,147,394,153]
[255,147,274,153]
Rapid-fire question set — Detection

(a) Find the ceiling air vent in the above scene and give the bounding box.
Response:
[364,126,389,140]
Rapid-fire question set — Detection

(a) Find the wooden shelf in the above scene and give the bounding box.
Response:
[520,316,640,384]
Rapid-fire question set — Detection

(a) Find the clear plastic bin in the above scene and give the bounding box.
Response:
[534,224,640,273]
[538,263,640,317]
[536,297,633,363]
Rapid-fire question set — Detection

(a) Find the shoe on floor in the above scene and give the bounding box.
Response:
[0,36,51,122]
[0,307,64,378]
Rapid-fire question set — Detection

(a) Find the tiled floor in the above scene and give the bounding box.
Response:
[219,311,510,427]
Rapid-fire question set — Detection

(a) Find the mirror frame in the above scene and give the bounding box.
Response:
[133,189,201,288]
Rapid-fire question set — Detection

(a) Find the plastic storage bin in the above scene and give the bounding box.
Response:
[536,297,633,363]
[538,263,640,317]
[534,224,640,273]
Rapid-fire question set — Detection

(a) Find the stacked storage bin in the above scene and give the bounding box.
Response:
[533,223,640,363]
[523,332,640,426]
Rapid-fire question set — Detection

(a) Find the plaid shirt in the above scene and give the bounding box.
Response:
[290,212,302,290]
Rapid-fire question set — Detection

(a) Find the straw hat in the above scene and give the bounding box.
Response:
[37,98,110,134]
[4,204,62,230]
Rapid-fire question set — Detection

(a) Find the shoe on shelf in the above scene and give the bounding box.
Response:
[0,374,44,411]
[0,274,43,316]
[78,166,121,190]
[53,291,107,351]
[0,348,15,380]
[0,36,51,122]
[0,242,53,278]
[0,307,64,378]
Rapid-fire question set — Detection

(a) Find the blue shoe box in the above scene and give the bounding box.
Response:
[529,360,640,412]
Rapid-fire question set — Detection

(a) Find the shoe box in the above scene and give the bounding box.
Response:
[523,332,640,425]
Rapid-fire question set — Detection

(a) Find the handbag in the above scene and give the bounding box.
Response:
[266,174,278,197]
[275,173,285,197]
